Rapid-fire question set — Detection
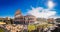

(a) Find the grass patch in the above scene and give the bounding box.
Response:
[0,28,5,32]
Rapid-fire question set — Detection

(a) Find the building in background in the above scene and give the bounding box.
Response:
[0,17,14,24]
[14,9,24,24]
[47,18,56,24]
[0,18,6,24]
[55,18,60,23]
[5,17,13,24]
[37,18,47,22]
[14,9,36,24]
[36,18,47,24]
[0,18,5,22]
[25,15,36,24]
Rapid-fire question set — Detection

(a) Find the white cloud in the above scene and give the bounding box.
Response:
[27,7,56,18]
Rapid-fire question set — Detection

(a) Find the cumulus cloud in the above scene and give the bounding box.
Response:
[27,7,56,18]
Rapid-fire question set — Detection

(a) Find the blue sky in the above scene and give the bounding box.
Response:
[0,0,60,18]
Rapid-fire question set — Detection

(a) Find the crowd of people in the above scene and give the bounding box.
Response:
[28,24,60,32]
[0,24,60,32]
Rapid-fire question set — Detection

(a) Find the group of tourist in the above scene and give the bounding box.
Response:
[37,25,60,32]
[28,24,60,32]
